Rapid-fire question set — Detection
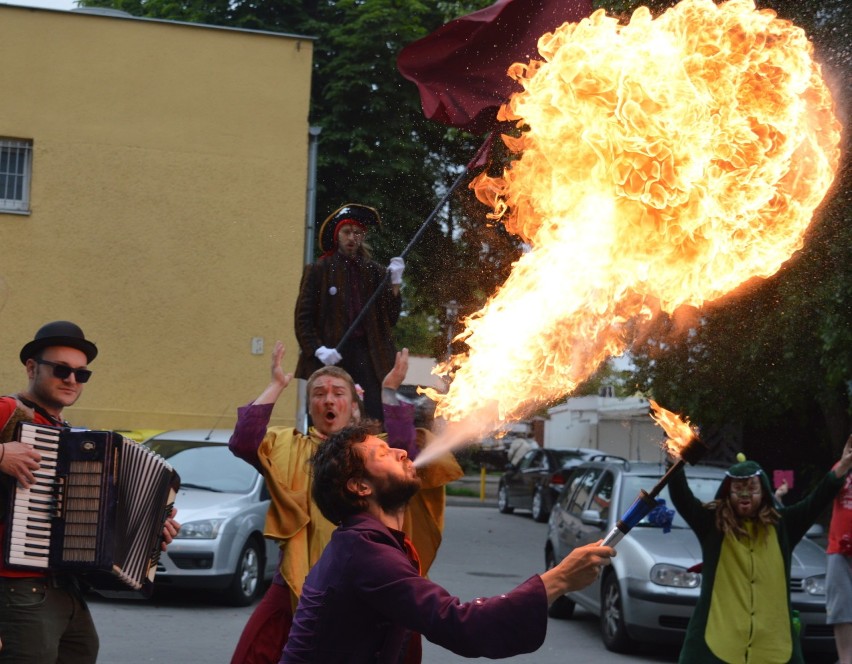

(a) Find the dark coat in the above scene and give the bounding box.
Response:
[294,252,401,382]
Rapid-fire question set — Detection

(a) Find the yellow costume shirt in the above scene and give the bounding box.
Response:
[707,522,790,663]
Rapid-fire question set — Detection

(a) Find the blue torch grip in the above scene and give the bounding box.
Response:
[601,491,658,548]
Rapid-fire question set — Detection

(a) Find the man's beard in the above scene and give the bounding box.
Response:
[32,381,75,412]
[373,473,421,514]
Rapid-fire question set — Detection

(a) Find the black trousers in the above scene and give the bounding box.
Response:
[0,575,98,663]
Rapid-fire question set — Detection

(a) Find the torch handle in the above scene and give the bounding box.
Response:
[602,525,626,547]
[647,459,685,499]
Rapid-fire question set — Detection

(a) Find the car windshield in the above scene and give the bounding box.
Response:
[621,474,721,530]
[144,441,257,494]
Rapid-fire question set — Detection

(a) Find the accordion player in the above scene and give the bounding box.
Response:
[2,422,180,598]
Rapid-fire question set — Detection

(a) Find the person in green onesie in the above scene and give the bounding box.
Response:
[668,439,852,664]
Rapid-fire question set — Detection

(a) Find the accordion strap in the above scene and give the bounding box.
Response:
[11,395,68,429]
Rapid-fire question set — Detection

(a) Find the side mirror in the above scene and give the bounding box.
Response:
[580,509,605,528]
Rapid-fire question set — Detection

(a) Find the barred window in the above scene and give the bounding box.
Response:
[0,139,33,213]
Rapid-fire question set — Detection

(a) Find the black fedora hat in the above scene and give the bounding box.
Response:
[318,203,381,254]
[20,321,98,364]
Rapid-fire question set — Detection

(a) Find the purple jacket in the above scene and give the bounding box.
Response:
[282,513,548,663]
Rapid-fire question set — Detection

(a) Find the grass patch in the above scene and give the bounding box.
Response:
[446,485,480,498]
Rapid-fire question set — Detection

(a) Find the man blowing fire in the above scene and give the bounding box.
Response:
[281,425,615,663]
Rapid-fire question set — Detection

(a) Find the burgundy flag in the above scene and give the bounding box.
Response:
[398,0,594,134]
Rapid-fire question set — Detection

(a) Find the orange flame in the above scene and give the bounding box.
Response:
[649,399,698,459]
[426,0,841,428]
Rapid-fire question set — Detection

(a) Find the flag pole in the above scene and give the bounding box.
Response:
[335,135,492,352]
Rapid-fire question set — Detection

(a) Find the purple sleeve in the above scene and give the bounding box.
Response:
[383,401,418,460]
[228,401,274,470]
[359,541,548,657]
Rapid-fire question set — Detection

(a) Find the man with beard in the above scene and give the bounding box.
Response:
[0,321,180,663]
[668,441,852,664]
[229,343,461,664]
[281,425,615,663]
[294,203,404,423]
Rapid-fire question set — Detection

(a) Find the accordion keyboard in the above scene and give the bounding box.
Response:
[6,424,61,568]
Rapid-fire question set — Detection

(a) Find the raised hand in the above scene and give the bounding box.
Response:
[382,348,409,391]
[270,341,293,390]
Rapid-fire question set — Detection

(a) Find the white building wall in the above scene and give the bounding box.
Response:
[544,395,664,460]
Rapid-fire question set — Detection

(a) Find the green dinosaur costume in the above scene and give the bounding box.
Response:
[669,458,845,663]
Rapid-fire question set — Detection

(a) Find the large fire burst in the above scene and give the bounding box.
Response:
[425,0,841,435]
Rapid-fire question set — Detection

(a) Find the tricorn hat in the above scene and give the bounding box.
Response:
[318,203,381,254]
[20,320,98,364]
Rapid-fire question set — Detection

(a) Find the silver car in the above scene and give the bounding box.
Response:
[143,429,279,606]
[544,458,835,656]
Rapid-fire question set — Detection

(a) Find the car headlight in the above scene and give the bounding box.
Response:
[176,519,225,539]
[650,563,701,588]
[802,575,826,596]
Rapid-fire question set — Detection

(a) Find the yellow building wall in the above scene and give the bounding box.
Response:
[0,6,313,431]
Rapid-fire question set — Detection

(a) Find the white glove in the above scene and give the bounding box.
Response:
[388,257,405,285]
[315,346,342,366]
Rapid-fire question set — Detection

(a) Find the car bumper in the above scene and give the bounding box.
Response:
[155,538,233,587]
[623,580,698,644]
[793,600,835,654]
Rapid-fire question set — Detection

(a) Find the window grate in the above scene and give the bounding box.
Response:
[0,138,33,213]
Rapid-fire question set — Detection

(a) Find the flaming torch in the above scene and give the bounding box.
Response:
[602,400,707,547]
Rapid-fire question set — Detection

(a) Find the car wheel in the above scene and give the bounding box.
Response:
[497,483,514,514]
[545,548,575,619]
[531,487,549,522]
[225,537,264,607]
[600,572,635,653]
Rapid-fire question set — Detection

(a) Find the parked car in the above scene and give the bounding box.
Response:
[142,429,279,606]
[545,458,835,655]
[497,447,597,522]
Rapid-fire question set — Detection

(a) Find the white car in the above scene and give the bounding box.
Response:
[143,429,279,606]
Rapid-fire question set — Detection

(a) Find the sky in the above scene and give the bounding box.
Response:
[5,0,77,9]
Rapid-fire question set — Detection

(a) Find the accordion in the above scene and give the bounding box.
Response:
[3,422,180,597]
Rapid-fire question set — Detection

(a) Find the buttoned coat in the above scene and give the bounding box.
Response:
[294,252,401,382]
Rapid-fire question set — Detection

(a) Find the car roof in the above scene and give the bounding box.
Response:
[546,447,599,456]
[572,458,728,479]
[143,429,233,445]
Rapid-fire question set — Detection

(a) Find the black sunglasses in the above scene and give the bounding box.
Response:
[35,359,93,384]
